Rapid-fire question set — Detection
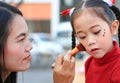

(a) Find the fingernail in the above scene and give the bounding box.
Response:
[51,63,55,69]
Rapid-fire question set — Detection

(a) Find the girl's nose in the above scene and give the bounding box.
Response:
[87,36,96,46]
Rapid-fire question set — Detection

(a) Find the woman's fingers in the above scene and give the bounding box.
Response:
[51,54,64,69]
[53,50,75,83]
[55,54,64,65]
[70,56,75,70]
[52,50,75,69]
[63,50,74,69]
[52,50,73,69]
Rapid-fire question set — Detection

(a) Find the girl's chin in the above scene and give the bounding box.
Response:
[92,54,105,58]
[87,51,105,58]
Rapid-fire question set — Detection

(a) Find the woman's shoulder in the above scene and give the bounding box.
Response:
[4,72,17,83]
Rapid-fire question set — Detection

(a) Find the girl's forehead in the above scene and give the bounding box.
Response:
[74,10,99,26]
[73,7,104,20]
[74,8,110,25]
[73,11,110,32]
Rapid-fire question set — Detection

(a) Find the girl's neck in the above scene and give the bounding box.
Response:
[2,70,11,83]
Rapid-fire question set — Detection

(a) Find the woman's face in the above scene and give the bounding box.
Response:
[4,14,32,72]
[73,10,118,58]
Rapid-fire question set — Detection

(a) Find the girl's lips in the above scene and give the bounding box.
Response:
[24,55,31,60]
[91,48,100,54]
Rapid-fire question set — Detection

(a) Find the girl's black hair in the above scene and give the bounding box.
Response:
[0,1,23,83]
[110,5,120,46]
[72,30,76,49]
[70,0,120,49]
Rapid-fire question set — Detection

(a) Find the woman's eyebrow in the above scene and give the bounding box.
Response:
[15,33,25,39]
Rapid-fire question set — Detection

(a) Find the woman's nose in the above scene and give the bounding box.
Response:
[26,39,33,51]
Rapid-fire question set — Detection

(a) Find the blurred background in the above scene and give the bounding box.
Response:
[2,0,120,83]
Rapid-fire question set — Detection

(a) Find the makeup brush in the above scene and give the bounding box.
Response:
[51,43,85,69]
[71,43,85,56]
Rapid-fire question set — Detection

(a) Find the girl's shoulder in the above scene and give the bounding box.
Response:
[85,56,93,66]
[110,65,120,82]
[84,56,93,74]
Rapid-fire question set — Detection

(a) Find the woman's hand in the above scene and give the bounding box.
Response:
[53,51,75,83]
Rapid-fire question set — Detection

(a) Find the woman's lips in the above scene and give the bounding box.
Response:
[24,55,31,61]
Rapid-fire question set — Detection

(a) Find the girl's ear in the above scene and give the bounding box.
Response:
[111,20,119,36]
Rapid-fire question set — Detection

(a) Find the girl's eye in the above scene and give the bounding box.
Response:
[94,30,101,34]
[76,33,86,40]
[79,36,86,39]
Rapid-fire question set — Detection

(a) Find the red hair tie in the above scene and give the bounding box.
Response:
[60,8,75,16]
[110,0,115,4]
[60,9,70,16]
[103,0,115,6]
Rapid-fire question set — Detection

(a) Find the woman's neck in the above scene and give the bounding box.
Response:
[2,71,11,83]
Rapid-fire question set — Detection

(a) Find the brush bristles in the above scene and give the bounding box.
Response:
[77,43,85,51]
[71,43,85,56]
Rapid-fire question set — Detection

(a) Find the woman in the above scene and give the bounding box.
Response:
[0,1,32,83]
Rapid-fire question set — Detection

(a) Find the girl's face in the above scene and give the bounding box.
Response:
[73,10,118,58]
[4,14,32,72]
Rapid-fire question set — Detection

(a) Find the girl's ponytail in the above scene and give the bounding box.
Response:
[60,8,76,49]
[72,31,76,49]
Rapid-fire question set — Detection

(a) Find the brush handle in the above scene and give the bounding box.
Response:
[71,47,79,56]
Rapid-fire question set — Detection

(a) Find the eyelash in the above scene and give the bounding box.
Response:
[79,36,86,39]
[19,37,25,42]
[94,30,101,34]
[21,38,24,41]
[78,30,101,39]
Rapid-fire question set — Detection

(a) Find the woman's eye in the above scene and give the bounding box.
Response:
[19,38,24,42]
[94,30,101,34]
[18,37,25,42]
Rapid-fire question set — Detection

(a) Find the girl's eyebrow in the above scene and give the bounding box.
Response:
[76,31,83,34]
[15,33,25,39]
[89,25,100,30]
[76,25,100,34]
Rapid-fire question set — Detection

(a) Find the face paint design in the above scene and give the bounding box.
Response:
[103,29,106,37]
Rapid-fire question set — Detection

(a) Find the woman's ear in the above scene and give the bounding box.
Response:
[111,20,119,36]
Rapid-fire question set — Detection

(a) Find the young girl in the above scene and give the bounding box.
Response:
[53,0,120,83]
[0,2,32,83]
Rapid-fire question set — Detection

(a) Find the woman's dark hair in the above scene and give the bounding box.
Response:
[70,0,120,49]
[0,1,23,83]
